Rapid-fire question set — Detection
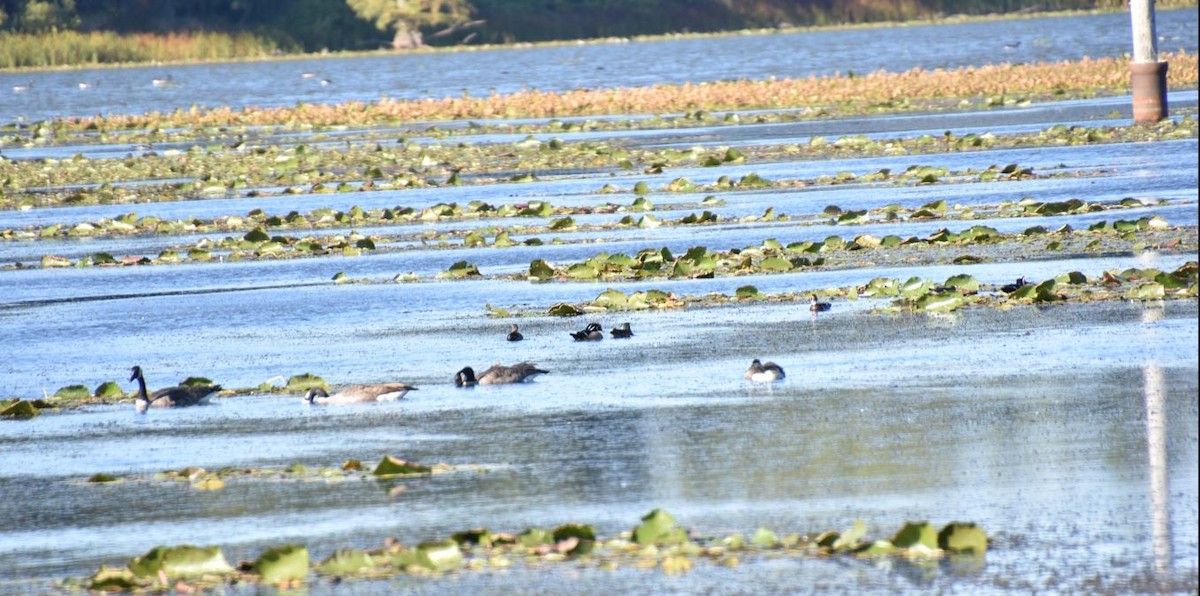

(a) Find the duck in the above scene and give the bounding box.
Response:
[744,359,786,383]
[455,362,548,386]
[809,294,832,312]
[1000,277,1030,293]
[570,322,604,341]
[151,75,173,88]
[304,383,416,405]
[610,322,634,338]
[12,82,31,93]
[129,365,222,413]
[507,323,524,342]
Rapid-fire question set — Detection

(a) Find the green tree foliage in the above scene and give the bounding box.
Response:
[345,0,473,48]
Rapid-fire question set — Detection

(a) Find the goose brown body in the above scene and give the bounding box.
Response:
[304,383,416,405]
[129,365,221,413]
[455,362,548,386]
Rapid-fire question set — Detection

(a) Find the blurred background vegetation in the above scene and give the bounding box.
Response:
[0,0,1193,68]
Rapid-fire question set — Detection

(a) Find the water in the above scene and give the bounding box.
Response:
[0,10,1197,594]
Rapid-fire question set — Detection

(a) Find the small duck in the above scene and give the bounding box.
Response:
[151,75,173,88]
[744,359,786,383]
[610,322,634,338]
[304,383,416,405]
[301,72,319,79]
[571,322,604,341]
[809,294,831,312]
[129,365,222,413]
[507,323,524,342]
[77,81,95,90]
[1000,277,1030,293]
[455,362,548,386]
[12,82,31,93]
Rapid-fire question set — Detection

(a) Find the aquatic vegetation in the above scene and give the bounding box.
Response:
[68,511,986,591]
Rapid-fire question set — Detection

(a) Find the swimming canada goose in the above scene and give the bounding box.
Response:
[455,362,548,386]
[1000,277,1029,293]
[570,323,604,341]
[610,322,634,338]
[304,383,417,405]
[129,365,222,413]
[744,359,786,383]
[507,323,524,342]
[809,295,832,312]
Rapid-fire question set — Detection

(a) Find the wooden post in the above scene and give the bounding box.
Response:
[1130,0,1168,122]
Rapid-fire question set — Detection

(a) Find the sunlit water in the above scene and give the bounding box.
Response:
[1,10,1198,595]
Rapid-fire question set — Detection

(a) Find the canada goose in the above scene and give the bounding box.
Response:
[455,362,548,386]
[610,322,634,338]
[304,383,417,405]
[507,323,524,342]
[570,323,604,341]
[1001,277,1029,293]
[129,365,221,413]
[809,295,832,312]
[744,359,785,383]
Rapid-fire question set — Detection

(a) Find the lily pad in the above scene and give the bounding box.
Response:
[1,400,40,419]
[528,259,555,281]
[317,549,375,576]
[548,302,583,317]
[284,374,327,393]
[372,455,432,477]
[414,540,462,572]
[890,521,938,549]
[129,545,235,579]
[937,522,988,555]
[632,508,689,545]
[54,385,91,399]
[255,544,309,584]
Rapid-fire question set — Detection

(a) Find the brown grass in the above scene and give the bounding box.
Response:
[61,52,1198,131]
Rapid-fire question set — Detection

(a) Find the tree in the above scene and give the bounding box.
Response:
[345,0,472,49]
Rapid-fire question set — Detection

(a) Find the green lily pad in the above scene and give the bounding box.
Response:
[529,259,555,281]
[54,385,90,399]
[518,528,553,547]
[891,521,938,549]
[632,508,689,545]
[1,400,40,419]
[129,545,235,579]
[757,256,793,272]
[943,274,980,293]
[548,302,583,317]
[552,524,596,556]
[88,473,120,483]
[255,544,309,584]
[830,520,867,552]
[373,455,432,477]
[317,548,375,576]
[87,566,149,591]
[735,285,759,298]
[750,527,778,548]
[284,374,327,393]
[937,522,988,555]
[414,540,462,572]
[854,540,897,557]
[1128,282,1166,300]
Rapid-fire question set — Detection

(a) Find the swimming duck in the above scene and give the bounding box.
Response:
[610,322,634,338]
[1000,277,1030,293]
[455,362,548,386]
[744,359,786,383]
[507,323,524,342]
[571,323,604,341]
[12,82,31,93]
[809,295,832,312]
[129,365,222,413]
[304,383,416,405]
[151,75,173,88]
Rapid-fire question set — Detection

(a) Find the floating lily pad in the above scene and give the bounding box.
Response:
[317,549,375,576]
[54,385,91,399]
[890,521,938,549]
[548,303,583,317]
[1,400,40,419]
[414,540,462,572]
[633,508,689,545]
[87,566,148,591]
[1128,282,1166,300]
[129,545,235,579]
[528,259,555,281]
[372,455,432,477]
[284,374,327,393]
[937,522,987,555]
[255,544,309,584]
[88,473,119,483]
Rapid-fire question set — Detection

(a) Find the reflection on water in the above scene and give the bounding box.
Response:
[1142,303,1173,582]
